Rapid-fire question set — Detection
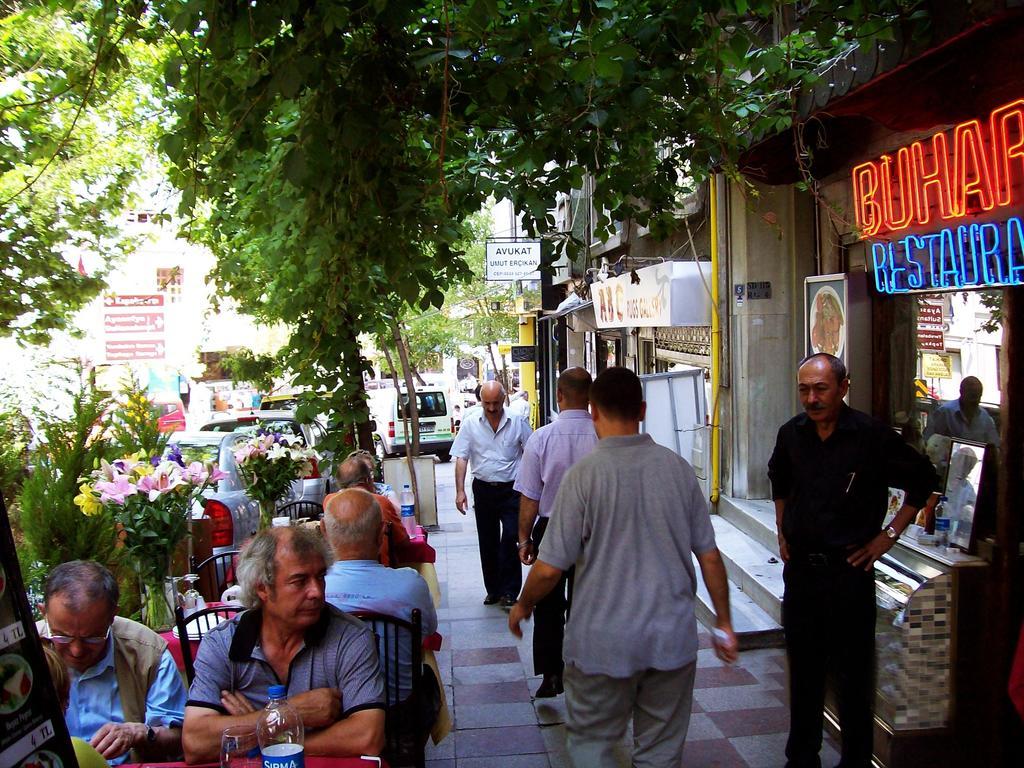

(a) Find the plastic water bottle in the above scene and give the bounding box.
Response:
[400,483,417,536]
[257,685,304,768]
[933,495,950,547]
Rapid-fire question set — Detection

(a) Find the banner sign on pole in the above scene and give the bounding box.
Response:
[486,240,541,281]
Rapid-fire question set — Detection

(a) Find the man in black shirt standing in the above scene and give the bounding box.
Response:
[769,353,936,768]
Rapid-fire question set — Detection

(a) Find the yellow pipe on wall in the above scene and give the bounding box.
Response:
[709,174,722,505]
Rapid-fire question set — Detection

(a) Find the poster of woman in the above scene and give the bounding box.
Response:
[805,274,848,363]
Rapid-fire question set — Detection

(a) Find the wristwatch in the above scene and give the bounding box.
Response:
[884,525,899,540]
[517,538,532,549]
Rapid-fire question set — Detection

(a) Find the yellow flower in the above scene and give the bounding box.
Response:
[74,484,104,517]
[133,462,155,478]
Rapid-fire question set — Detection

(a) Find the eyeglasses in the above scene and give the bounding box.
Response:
[42,623,111,647]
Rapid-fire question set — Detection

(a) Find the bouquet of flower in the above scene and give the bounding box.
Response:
[233,430,320,529]
[75,445,226,628]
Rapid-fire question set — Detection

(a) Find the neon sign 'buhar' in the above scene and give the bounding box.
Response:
[852,98,1024,237]
[870,217,1024,293]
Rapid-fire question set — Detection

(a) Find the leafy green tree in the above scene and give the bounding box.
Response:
[220,349,282,393]
[383,210,516,378]
[0,1,163,344]
[142,0,923,448]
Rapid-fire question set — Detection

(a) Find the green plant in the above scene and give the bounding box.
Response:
[16,368,119,576]
[0,390,32,510]
[107,373,170,460]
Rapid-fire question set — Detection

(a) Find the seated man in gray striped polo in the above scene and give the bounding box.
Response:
[181,526,385,763]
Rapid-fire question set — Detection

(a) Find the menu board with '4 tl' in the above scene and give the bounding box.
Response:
[0,494,76,768]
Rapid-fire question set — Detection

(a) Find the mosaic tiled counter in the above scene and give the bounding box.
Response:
[825,541,989,767]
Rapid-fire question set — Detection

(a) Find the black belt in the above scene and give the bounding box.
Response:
[474,479,515,488]
[789,550,853,567]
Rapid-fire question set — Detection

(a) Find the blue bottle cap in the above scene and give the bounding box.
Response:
[268,684,287,699]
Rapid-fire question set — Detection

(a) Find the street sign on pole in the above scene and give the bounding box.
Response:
[105,339,166,362]
[103,312,166,334]
[103,294,164,308]
[486,240,541,281]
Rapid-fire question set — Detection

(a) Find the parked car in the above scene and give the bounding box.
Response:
[198,410,332,498]
[153,398,187,432]
[367,386,455,461]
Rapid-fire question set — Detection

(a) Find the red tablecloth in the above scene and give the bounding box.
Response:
[161,602,237,672]
[393,532,435,564]
[123,757,386,768]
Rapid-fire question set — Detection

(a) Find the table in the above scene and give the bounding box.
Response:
[393,531,436,564]
[123,757,386,767]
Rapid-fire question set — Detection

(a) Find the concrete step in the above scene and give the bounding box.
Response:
[707,513,786,631]
[718,495,779,554]
[694,563,784,650]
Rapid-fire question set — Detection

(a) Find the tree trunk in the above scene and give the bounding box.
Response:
[392,320,421,457]
[381,344,420,514]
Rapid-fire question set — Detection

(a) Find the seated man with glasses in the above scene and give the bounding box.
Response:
[38,560,187,764]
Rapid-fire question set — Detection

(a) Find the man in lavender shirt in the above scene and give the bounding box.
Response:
[514,368,597,698]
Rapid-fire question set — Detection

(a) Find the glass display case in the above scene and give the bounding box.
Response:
[825,540,989,767]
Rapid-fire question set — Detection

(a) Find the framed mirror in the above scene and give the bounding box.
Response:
[943,439,986,553]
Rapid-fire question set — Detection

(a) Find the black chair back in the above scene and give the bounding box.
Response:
[351,609,427,768]
[385,522,397,568]
[174,604,242,685]
[278,499,324,523]
[190,550,240,602]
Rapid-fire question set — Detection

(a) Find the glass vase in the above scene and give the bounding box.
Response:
[142,575,174,632]
[258,498,277,530]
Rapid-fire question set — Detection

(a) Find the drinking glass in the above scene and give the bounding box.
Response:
[220,725,259,768]
[181,573,205,615]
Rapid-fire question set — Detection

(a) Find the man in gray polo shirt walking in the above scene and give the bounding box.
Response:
[509,366,737,768]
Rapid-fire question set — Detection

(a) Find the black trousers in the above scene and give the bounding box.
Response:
[471,480,522,599]
[530,516,574,676]
[782,559,877,768]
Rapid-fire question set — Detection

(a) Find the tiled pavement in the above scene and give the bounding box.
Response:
[424,461,840,768]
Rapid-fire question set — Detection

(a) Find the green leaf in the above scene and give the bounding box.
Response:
[594,56,623,82]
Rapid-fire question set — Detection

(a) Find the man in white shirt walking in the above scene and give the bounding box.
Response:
[515,368,597,698]
[452,380,532,607]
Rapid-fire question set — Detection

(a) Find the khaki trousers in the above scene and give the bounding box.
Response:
[563,660,697,768]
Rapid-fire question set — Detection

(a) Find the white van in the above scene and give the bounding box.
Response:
[368,386,455,461]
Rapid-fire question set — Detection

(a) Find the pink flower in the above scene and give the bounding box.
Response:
[137,467,187,501]
[94,478,138,505]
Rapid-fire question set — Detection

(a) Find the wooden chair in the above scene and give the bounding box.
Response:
[278,499,324,523]
[174,604,242,684]
[191,550,240,602]
[351,609,433,768]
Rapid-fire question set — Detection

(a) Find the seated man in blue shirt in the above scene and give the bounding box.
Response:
[322,488,438,702]
[39,560,186,764]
